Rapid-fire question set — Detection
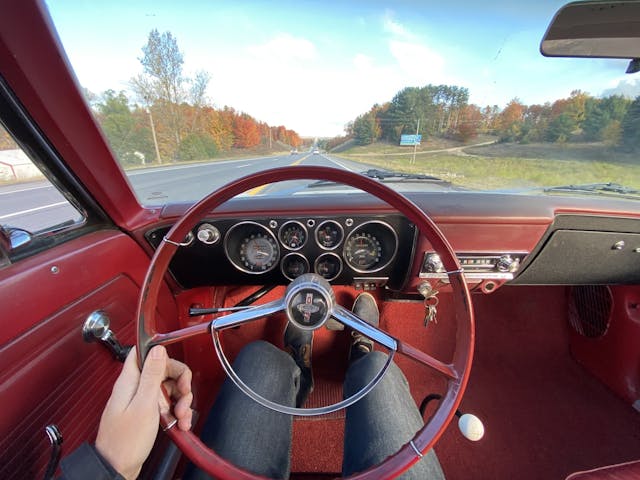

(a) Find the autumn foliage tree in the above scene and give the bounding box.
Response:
[496,98,526,142]
[233,114,261,148]
[455,105,483,142]
[105,29,302,164]
[344,84,635,150]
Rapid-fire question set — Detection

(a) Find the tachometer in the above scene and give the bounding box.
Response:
[343,221,398,273]
[344,233,382,270]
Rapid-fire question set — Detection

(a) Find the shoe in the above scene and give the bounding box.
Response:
[349,292,380,363]
[284,322,314,407]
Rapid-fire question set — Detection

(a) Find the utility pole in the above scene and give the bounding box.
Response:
[147,107,162,164]
[412,118,420,165]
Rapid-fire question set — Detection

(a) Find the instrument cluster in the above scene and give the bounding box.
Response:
[146,215,415,289]
[223,218,398,281]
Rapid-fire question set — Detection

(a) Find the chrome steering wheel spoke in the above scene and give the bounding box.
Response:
[211,299,286,330]
[331,304,398,351]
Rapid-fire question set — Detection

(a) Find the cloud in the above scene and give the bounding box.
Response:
[247,33,316,61]
[602,78,640,98]
[381,11,452,87]
[389,40,447,84]
[353,53,374,70]
[382,11,414,39]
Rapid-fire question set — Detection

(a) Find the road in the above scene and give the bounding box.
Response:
[0,152,370,232]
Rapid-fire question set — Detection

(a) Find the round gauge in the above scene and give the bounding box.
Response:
[279,221,307,250]
[343,221,398,273]
[315,220,344,250]
[240,233,279,272]
[344,233,382,270]
[281,253,310,280]
[225,222,280,274]
[314,253,343,281]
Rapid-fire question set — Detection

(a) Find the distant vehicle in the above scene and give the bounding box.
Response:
[312,148,319,154]
[290,149,298,155]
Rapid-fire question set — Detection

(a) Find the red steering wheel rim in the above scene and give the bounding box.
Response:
[136,165,475,479]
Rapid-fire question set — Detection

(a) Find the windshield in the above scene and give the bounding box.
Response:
[46,1,640,204]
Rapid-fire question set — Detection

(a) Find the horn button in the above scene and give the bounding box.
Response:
[285,273,335,330]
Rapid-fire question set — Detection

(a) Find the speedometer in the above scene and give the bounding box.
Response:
[224,221,280,274]
[240,234,278,272]
[344,233,382,270]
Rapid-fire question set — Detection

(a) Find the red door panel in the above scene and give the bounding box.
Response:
[0,230,176,479]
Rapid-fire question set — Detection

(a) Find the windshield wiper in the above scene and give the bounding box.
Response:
[308,168,451,188]
[359,168,444,182]
[544,182,640,197]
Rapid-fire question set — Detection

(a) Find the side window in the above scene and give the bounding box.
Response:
[0,122,85,241]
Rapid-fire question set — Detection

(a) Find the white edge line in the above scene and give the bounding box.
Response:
[0,201,68,220]
[321,154,357,172]
[0,184,52,195]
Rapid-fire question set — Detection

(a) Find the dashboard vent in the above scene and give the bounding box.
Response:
[568,285,612,338]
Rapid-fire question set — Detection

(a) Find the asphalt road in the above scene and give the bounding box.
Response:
[0,152,369,232]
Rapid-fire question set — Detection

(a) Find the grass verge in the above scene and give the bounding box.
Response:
[335,141,640,191]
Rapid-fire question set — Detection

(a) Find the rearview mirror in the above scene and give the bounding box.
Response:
[541,1,640,69]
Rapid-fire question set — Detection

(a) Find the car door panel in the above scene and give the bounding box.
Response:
[0,230,176,479]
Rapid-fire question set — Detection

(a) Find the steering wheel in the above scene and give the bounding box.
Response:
[136,165,474,479]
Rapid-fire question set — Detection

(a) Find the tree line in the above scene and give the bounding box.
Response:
[89,29,302,166]
[339,83,640,153]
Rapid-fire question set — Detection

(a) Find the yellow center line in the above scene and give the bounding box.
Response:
[246,154,311,196]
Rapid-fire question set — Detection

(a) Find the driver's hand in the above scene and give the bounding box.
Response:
[95,346,193,480]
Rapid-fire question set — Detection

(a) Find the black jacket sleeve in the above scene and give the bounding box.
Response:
[58,442,125,480]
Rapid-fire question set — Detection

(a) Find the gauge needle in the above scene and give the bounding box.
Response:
[255,250,268,257]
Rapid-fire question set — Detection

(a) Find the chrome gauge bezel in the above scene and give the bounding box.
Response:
[314,252,343,281]
[278,220,308,251]
[224,221,280,275]
[281,252,310,281]
[343,220,398,273]
[315,220,344,250]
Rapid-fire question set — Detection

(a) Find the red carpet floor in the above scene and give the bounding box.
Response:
[287,286,640,479]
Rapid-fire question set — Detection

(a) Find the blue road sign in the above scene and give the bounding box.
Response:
[400,134,422,146]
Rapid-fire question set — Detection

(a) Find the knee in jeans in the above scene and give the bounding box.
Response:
[234,340,298,377]
[355,350,389,372]
[235,340,278,368]
[347,351,409,391]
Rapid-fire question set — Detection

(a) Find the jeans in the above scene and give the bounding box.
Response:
[186,340,445,480]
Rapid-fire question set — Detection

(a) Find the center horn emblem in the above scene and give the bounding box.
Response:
[296,292,320,322]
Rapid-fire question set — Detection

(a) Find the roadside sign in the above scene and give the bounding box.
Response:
[400,134,422,146]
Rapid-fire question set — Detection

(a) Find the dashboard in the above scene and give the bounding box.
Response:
[146,214,417,289]
[143,191,640,293]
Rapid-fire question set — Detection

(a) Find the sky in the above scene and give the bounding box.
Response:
[46,0,639,138]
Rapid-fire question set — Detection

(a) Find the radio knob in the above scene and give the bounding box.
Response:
[424,253,444,273]
[497,255,519,272]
